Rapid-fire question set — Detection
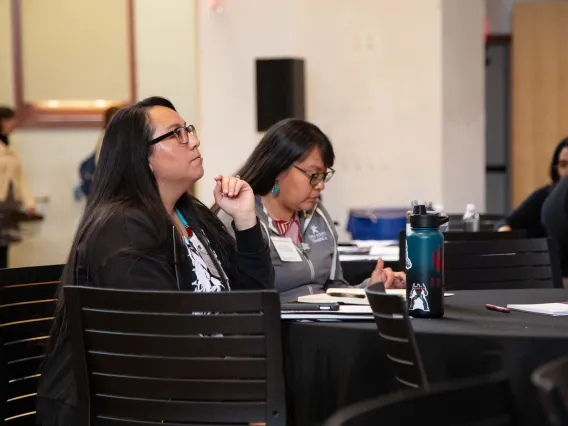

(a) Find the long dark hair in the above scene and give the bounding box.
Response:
[550,137,568,183]
[47,96,234,354]
[212,118,335,212]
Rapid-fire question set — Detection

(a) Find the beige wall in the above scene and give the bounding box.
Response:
[21,0,130,102]
[2,0,199,267]
[0,0,13,105]
[135,0,199,124]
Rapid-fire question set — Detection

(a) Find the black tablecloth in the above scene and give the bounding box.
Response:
[283,289,568,426]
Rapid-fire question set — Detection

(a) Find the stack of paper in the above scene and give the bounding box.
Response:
[298,288,369,305]
[297,288,453,305]
[507,302,568,316]
[281,304,373,320]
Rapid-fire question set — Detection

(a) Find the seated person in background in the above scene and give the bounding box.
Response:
[0,106,36,215]
[498,137,568,237]
[36,97,273,426]
[215,118,405,302]
[542,140,568,287]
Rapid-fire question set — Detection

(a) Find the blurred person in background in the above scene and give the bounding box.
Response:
[215,118,405,302]
[498,137,568,238]
[541,138,568,286]
[0,106,36,215]
[77,106,121,198]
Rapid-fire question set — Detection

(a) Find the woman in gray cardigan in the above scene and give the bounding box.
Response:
[215,118,405,301]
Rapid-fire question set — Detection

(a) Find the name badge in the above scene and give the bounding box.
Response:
[271,237,303,262]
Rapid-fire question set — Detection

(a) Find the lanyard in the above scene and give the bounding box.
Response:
[175,208,194,237]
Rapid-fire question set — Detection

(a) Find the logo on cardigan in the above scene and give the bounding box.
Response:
[308,224,328,244]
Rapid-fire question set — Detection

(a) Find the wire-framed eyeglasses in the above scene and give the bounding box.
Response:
[293,165,335,186]
[149,125,198,145]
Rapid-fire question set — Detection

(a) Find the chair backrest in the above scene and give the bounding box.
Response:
[447,213,504,231]
[324,374,516,426]
[443,230,526,241]
[0,265,63,426]
[64,286,286,426]
[397,229,527,272]
[532,355,568,426]
[365,283,428,390]
[445,238,560,290]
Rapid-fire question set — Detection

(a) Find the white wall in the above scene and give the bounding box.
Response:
[442,0,486,213]
[197,0,485,239]
[197,0,298,204]
[294,0,445,231]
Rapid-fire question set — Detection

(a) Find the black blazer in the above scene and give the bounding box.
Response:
[73,206,273,291]
[35,206,273,426]
[504,185,550,238]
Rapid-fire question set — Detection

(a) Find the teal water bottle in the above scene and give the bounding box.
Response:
[405,205,449,318]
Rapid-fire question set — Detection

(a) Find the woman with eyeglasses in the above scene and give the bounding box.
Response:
[214,118,405,302]
[36,97,273,426]
[498,137,568,238]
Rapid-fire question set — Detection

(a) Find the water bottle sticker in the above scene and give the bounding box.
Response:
[408,283,430,312]
[405,245,412,270]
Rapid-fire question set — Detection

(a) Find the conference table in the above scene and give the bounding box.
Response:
[282,288,568,426]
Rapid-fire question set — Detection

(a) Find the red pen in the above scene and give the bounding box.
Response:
[485,304,510,313]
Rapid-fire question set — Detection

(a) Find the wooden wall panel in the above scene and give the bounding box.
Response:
[512,1,568,205]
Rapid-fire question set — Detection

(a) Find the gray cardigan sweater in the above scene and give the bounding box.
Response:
[218,197,367,302]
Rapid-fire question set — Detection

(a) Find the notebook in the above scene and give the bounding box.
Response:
[507,302,568,316]
[297,288,454,305]
[281,304,373,320]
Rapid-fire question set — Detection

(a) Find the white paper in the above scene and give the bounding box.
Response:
[339,254,399,262]
[507,302,568,316]
[271,236,303,262]
[299,289,453,305]
[281,304,374,320]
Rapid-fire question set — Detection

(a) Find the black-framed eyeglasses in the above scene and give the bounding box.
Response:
[294,165,335,186]
[149,125,198,145]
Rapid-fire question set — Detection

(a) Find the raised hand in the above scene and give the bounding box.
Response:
[213,175,256,230]
[370,258,406,289]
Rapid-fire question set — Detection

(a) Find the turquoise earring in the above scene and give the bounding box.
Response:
[271,184,280,195]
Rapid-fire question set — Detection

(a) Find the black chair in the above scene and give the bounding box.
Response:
[532,355,568,426]
[445,238,561,290]
[398,230,527,272]
[443,230,526,241]
[64,286,286,426]
[447,213,504,232]
[0,265,63,426]
[324,374,517,426]
[365,283,428,390]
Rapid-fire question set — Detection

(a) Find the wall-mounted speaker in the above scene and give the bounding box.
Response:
[256,58,305,132]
